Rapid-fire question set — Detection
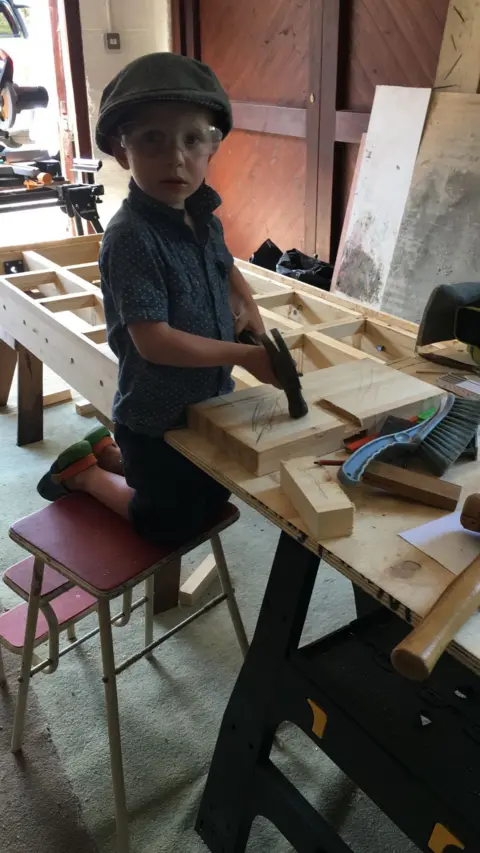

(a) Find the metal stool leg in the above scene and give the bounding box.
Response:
[67,624,77,641]
[11,556,44,753]
[210,534,249,658]
[98,598,129,853]
[144,576,155,659]
[0,645,6,687]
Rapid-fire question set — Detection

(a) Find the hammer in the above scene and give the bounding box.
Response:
[391,493,480,681]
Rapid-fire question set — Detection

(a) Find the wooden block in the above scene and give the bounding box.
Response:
[179,554,217,606]
[435,0,480,94]
[334,86,431,309]
[362,462,461,511]
[75,397,97,416]
[44,388,72,407]
[188,361,444,476]
[280,458,354,539]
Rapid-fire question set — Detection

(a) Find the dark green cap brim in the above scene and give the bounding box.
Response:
[95,53,233,155]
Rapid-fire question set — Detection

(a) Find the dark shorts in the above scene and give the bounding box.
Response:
[114,423,231,545]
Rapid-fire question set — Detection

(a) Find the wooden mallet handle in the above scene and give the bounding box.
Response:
[391,554,480,681]
[461,493,480,533]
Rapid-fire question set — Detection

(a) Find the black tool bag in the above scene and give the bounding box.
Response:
[276,249,333,292]
[249,239,283,272]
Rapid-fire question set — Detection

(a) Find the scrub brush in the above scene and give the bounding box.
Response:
[339,394,480,487]
[416,396,480,475]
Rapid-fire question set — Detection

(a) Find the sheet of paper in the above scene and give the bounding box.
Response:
[400,512,480,575]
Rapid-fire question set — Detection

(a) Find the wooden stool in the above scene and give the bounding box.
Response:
[3,493,248,853]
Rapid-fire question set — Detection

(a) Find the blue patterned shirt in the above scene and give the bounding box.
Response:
[99,179,235,436]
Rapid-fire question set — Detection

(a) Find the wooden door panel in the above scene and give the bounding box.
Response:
[342,0,449,111]
[208,131,306,259]
[200,0,309,106]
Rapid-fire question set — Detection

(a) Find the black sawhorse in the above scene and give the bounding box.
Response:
[196,532,480,853]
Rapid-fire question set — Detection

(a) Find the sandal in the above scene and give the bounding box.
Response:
[37,440,97,502]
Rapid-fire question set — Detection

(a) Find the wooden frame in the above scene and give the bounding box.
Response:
[0,232,466,620]
[0,233,432,438]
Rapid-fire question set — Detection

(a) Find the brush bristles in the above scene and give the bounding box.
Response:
[417,398,480,476]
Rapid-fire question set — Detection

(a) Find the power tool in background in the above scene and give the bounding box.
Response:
[416,281,480,365]
[0,48,48,147]
[0,48,104,235]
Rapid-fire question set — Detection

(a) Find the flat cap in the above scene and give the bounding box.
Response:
[95,52,233,155]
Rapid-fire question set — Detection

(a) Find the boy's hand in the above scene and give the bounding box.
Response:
[241,345,282,388]
[234,300,265,336]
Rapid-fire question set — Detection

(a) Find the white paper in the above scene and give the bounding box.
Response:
[458,379,480,395]
[400,512,480,575]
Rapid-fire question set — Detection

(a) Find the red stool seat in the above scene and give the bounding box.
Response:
[0,587,96,651]
[4,557,70,601]
[9,493,240,597]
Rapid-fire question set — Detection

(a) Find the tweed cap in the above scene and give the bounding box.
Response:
[96,52,233,155]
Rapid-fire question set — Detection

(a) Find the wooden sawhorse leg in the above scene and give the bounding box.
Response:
[195,532,350,853]
[17,344,43,447]
[0,335,17,407]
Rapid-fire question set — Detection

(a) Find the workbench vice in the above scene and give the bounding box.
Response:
[196,533,479,853]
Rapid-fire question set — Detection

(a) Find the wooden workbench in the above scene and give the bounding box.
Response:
[1,233,479,851]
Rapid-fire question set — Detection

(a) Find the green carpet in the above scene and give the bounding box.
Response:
[0,400,418,852]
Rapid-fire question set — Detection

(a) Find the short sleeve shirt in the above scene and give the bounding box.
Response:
[99,179,235,436]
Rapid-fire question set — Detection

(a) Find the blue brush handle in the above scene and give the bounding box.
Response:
[338,393,455,487]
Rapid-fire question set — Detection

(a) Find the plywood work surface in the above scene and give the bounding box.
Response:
[166,428,480,677]
[188,361,444,475]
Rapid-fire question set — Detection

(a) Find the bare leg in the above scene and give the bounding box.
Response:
[67,464,133,520]
[97,444,124,476]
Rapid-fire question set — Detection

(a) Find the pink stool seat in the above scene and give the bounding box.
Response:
[9,493,239,597]
[4,557,70,601]
[0,587,96,651]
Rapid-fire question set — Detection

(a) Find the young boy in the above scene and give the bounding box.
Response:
[38,52,278,544]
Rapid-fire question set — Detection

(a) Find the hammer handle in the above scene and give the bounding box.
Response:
[391,554,480,681]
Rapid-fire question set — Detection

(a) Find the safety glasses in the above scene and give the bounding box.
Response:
[119,121,222,159]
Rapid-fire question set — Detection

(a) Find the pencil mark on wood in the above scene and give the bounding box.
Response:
[454,5,466,23]
[445,52,463,80]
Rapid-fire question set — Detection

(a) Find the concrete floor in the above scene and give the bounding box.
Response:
[0,397,419,852]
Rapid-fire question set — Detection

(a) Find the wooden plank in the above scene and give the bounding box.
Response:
[39,293,98,312]
[334,86,432,309]
[280,458,354,539]
[230,103,369,143]
[0,276,117,418]
[66,263,100,283]
[362,462,461,511]
[235,256,421,334]
[335,111,370,143]
[82,324,107,344]
[188,361,444,475]
[0,337,17,406]
[435,0,480,93]
[231,102,307,137]
[255,290,360,326]
[331,133,366,291]
[382,91,480,322]
[305,0,340,260]
[179,554,217,606]
[319,318,418,363]
[17,344,43,446]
